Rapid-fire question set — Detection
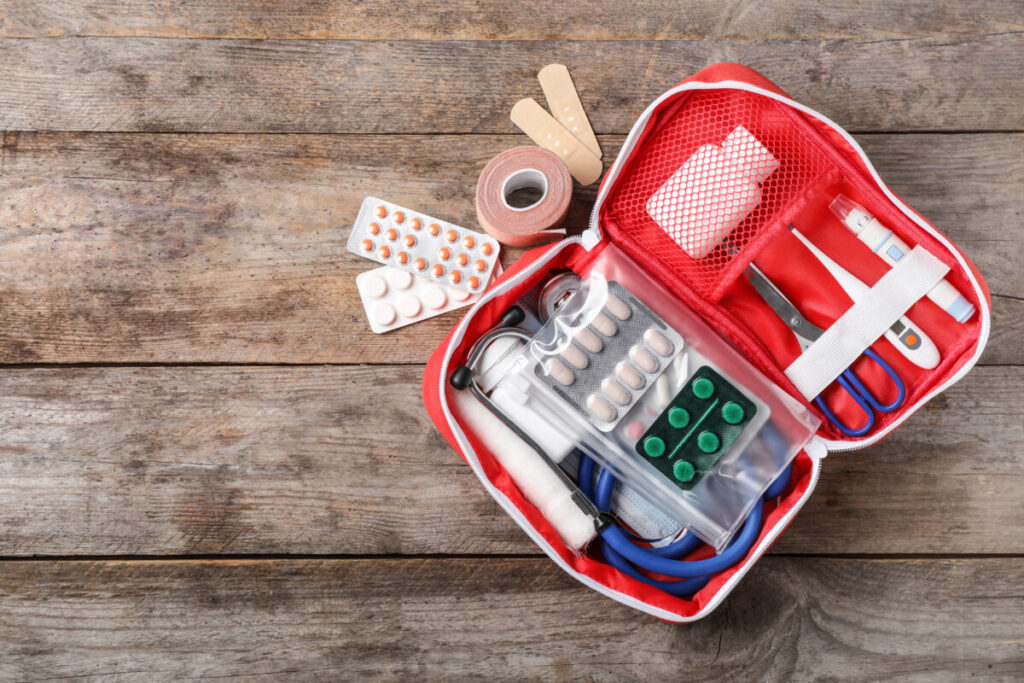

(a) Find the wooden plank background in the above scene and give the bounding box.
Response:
[0,1,1021,679]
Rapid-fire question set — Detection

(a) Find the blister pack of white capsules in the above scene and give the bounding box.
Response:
[347,196,500,294]
[357,264,502,334]
[529,280,685,431]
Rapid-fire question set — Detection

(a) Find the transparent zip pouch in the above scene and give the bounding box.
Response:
[487,242,820,550]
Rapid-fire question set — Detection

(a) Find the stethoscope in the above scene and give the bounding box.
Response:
[450,303,793,598]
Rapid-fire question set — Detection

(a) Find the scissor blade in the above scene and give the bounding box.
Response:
[744,265,824,345]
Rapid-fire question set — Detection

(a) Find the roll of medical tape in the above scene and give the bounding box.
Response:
[475,146,573,247]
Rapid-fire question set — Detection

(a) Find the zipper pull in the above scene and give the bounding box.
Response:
[580,227,602,251]
[805,436,829,460]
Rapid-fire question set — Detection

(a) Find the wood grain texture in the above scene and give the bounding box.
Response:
[0,557,1021,680]
[0,132,1018,364]
[2,1,1022,39]
[0,365,1018,556]
[1,36,1022,133]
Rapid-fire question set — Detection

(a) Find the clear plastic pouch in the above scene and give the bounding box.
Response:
[488,243,820,550]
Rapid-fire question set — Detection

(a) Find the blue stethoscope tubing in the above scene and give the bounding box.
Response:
[577,455,792,596]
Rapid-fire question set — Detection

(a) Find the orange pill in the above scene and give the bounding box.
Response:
[403,234,416,247]
[377,246,391,259]
[449,270,462,284]
[367,222,381,235]
[374,205,387,218]
[427,223,441,236]
[384,228,398,241]
[393,211,405,224]
[396,251,409,264]
[473,259,487,272]
[360,239,374,252]
[444,230,458,243]
[468,276,481,289]
[438,247,451,261]
[431,264,445,278]
[413,258,427,271]
[455,253,469,266]
[462,236,475,249]
[409,217,422,230]
[480,242,494,256]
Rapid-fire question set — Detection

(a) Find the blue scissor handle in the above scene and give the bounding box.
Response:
[844,348,905,413]
[815,348,906,437]
[815,378,874,437]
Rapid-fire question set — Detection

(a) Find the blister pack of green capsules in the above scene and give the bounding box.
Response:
[636,366,758,491]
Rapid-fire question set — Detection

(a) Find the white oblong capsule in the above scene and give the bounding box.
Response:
[591,313,617,337]
[615,361,644,389]
[560,344,589,369]
[574,328,603,353]
[644,328,673,357]
[587,394,616,422]
[604,294,633,321]
[601,378,629,405]
[629,345,658,373]
[544,358,575,386]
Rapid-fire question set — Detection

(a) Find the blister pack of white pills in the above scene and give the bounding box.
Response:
[357,265,501,334]
[348,196,500,294]
[526,279,685,431]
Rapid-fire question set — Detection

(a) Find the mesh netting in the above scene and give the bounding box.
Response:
[604,90,837,301]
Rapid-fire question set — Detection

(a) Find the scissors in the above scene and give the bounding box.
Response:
[745,263,905,436]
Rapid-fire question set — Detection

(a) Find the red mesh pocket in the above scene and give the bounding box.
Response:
[604,89,838,301]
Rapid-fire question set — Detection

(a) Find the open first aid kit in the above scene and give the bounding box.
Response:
[418,63,991,622]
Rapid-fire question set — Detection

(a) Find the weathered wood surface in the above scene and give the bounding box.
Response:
[1,36,1022,133]
[2,1,1021,39]
[1,557,1021,680]
[0,1,1021,675]
[0,132,1018,364]
[0,365,1018,557]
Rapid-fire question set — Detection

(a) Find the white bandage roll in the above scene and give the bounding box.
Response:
[453,389,598,551]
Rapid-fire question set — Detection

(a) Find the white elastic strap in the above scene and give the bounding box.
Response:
[784,246,950,400]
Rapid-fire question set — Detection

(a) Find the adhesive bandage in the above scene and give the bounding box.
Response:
[538,64,602,160]
[511,98,603,185]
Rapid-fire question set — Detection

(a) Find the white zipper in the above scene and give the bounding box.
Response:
[434,80,990,621]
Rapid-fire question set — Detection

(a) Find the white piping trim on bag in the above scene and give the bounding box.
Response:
[435,79,990,621]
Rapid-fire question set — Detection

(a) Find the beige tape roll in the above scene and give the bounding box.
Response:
[475,147,573,247]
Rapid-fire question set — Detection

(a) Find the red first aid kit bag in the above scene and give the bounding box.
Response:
[421,63,991,621]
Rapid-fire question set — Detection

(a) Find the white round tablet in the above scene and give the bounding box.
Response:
[362,274,388,299]
[398,294,422,318]
[388,269,414,290]
[372,303,397,327]
[422,285,447,310]
[448,287,471,302]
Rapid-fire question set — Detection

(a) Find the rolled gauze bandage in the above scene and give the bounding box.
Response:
[452,388,598,551]
[476,147,573,247]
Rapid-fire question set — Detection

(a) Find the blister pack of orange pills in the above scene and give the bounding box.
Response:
[347,196,500,293]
